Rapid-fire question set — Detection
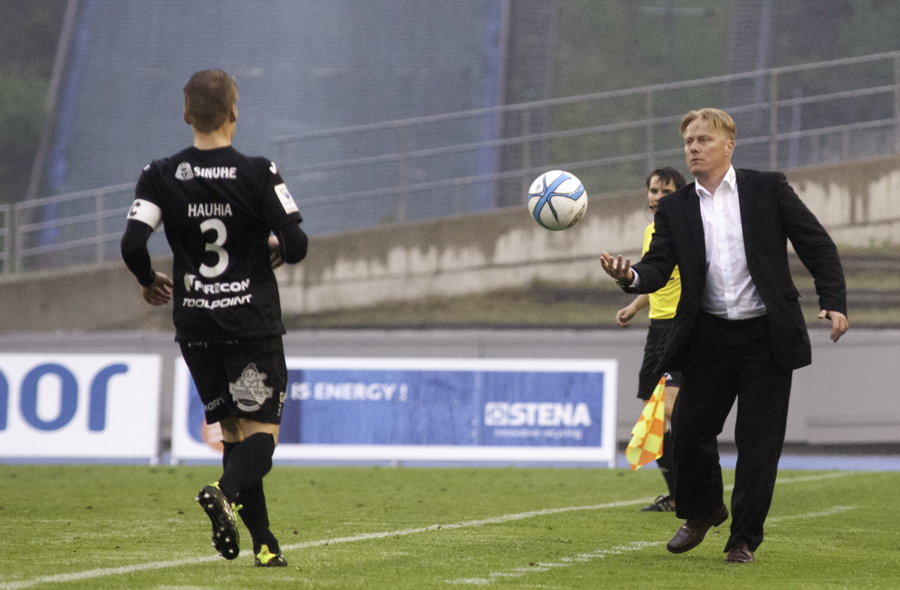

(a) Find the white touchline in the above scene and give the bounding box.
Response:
[768,505,857,523]
[0,472,851,590]
[445,502,860,586]
[446,541,665,585]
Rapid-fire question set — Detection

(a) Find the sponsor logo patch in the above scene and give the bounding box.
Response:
[183,274,250,294]
[274,183,299,215]
[182,294,252,309]
[175,162,194,181]
[204,397,225,412]
[229,363,274,412]
[193,166,237,179]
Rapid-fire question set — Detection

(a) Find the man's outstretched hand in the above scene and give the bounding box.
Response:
[600,252,634,284]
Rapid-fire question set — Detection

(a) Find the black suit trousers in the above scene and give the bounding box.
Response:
[672,311,792,552]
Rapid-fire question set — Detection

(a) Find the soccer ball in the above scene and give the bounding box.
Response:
[527,170,588,231]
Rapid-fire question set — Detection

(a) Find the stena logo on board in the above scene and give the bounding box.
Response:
[484,402,592,428]
[483,401,593,442]
[0,354,161,461]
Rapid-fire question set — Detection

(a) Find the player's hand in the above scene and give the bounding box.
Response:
[600,252,634,284]
[269,235,284,269]
[616,305,636,327]
[142,272,173,306]
[818,309,849,343]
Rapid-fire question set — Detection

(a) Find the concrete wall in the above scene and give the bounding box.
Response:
[0,260,173,333]
[276,187,649,314]
[790,156,900,246]
[0,155,898,333]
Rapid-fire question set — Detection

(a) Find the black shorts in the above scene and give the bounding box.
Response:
[637,318,682,401]
[180,336,287,425]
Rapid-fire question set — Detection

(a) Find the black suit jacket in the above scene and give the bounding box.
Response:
[625,169,847,372]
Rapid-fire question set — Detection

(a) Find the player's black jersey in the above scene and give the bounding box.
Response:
[128,146,302,341]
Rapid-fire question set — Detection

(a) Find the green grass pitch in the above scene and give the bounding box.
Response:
[1,465,898,589]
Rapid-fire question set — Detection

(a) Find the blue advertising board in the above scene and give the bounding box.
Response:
[171,358,617,466]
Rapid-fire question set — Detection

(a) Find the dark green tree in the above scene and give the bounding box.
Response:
[0,0,66,205]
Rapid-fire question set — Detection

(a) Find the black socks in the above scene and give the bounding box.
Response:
[220,433,279,554]
[656,430,677,497]
[218,432,275,500]
[237,480,278,554]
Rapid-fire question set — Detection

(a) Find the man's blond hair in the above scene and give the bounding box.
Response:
[183,69,238,134]
[679,108,736,140]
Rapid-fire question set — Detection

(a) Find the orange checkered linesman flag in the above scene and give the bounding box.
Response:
[625,376,666,472]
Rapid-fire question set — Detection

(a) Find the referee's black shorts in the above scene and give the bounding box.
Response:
[180,336,287,425]
[637,318,681,401]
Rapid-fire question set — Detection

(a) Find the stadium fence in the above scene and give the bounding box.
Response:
[7,50,900,274]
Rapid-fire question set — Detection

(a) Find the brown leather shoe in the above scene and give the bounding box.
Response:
[666,503,728,554]
[724,541,754,564]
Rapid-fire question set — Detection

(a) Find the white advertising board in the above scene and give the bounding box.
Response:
[0,354,161,461]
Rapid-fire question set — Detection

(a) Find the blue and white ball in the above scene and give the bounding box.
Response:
[527,170,588,231]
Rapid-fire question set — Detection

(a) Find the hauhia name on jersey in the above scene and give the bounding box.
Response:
[188,203,234,218]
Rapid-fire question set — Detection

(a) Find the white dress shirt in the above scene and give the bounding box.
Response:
[631,166,767,320]
[696,166,766,319]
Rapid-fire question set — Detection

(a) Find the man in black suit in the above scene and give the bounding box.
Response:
[600,108,848,564]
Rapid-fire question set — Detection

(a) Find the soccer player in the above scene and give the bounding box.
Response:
[121,69,308,567]
[616,166,686,512]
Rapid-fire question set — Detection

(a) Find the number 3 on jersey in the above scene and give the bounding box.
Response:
[199,218,229,278]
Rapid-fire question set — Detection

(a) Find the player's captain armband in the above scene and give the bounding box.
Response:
[126,199,163,229]
[274,183,299,215]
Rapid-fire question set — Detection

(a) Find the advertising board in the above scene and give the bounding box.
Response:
[0,354,161,461]
[172,357,617,466]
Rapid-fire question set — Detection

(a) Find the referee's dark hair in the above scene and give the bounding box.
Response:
[183,69,238,133]
[645,166,686,191]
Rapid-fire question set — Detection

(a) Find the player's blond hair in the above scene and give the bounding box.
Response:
[679,108,736,140]
[183,69,238,134]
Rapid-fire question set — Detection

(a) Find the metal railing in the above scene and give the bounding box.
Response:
[7,50,900,274]
[269,50,900,234]
[0,205,10,273]
[8,182,169,273]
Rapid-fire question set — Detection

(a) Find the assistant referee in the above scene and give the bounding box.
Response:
[615,166,686,512]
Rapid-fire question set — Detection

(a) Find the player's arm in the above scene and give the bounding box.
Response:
[120,219,156,287]
[261,161,307,268]
[269,221,308,269]
[121,178,173,305]
[121,219,173,305]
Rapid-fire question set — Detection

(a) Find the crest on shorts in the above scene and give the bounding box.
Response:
[229,363,274,412]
